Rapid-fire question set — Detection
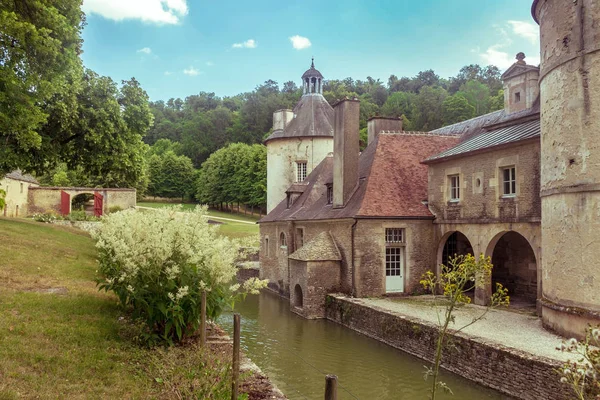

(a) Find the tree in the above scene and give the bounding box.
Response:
[381,92,415,119]
[442,94,475,126]
[0,0,84,174]
[457,80,491,116]
[420,254,509,400]
[489,89,505,112]
[411,86,448,131]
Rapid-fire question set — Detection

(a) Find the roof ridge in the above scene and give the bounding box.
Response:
[380,131,460,137]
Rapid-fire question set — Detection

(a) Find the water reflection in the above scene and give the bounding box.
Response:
[219,291,505,400]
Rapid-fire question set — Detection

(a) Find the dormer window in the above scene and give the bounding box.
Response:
[326,184,333,204]
[514,92,521,103]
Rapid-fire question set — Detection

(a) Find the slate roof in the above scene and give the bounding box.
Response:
[264,94,334,143]
[4,170,38,184]
[424,119,540,163]
[260,132,459,223]
[288,231,341,262]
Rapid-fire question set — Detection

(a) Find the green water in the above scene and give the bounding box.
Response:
[219,292,506,400]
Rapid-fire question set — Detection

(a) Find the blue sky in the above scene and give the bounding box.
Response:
[81,0,540,101]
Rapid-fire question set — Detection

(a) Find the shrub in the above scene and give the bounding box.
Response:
[558,326,600,399]
[68,210,100,222]
[108,205,123,214]
[93,206,267,345]
[32,211,62,223]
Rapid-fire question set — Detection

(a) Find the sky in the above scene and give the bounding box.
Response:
[81,0,540,101]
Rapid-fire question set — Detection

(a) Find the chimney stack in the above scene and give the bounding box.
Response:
[333,98,360,208]
[272,109,294,131]
[367,116,403,145]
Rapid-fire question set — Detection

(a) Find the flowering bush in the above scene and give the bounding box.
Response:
[32,212,63,223]
[93,206,267,345]
[558,326,600,399]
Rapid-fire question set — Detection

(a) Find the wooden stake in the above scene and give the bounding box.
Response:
[200,290,207,347]
[231,313,241,400]
[325,374,338,400]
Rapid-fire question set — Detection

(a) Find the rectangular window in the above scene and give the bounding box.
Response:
[20,183,23,193]
[515,92,521,103]
[326,185,333,204]
[449,175,460,201]
[265,238,269,257]
[503,167,516,196]
[296,228,304,249]
[296,161,307,182]
[385,228,404,244]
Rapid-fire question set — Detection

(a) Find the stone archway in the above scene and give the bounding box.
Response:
[487,231,538,309]
[71,193,95,214]
[439,231,475,268]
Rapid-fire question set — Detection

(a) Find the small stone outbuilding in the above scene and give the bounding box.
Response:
[1,171,39,217]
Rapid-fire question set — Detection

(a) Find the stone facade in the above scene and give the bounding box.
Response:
[426,140,542,307]
[533,0,600,338]
[28,187,136,216]
[1,174,38,217]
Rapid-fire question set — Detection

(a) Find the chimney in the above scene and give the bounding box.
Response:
[501,52,539,114]
[333,98,360,208]
[367,116,403,145]
[272,109,294,131]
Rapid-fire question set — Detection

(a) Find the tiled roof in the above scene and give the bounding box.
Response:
[260,132,459,223]
[4,170,38,184]
[424,119,540,163]
[288,231,341,262]
[264,94,334,142]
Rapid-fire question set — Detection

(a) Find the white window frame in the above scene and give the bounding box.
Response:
[279,232,287,248]
[502,166,516,197]
[449,175,460,202]
[296,161,307,182]
[385,228,406,278]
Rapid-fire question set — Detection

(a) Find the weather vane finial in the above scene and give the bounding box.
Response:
[311,56,314,68]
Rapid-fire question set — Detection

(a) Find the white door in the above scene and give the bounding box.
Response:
[385,247,404,293]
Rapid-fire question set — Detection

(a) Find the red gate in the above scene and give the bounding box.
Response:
[60,191,70,216]
[94,191,103,217]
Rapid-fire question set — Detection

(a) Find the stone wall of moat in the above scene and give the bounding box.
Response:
[325,294,571,400]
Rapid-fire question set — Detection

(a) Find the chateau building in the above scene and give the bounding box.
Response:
[260,0,600,338]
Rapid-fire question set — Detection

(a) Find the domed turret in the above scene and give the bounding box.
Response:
[301,57,324,95]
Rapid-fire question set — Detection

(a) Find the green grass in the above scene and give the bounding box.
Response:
[0,218,247,399]
[137,202,260,240]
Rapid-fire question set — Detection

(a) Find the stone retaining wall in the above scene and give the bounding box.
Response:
[325,295,571,400]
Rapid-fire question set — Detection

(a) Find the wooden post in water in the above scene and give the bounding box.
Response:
[231,313,241,400]
[200,290,207,347]
[325,374,338,400]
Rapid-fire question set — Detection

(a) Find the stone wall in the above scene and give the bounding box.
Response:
[354,219,435,297]
[325,295,571,400]
[1,177,37,217]
[427,140,541,223]
[28,187,136,215]
[289,259,340,319]
[266,137,333,213]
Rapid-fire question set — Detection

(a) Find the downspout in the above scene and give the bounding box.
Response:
[351,218,358,297]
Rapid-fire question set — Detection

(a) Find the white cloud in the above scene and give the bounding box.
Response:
[164,71,172,76]
[507,20,539,44]
[137,47,152,54]
[479,21,540,70]
[232,39,257,49]
[183,67,200,76]
[82,0,188,25]
[289,35,311,50]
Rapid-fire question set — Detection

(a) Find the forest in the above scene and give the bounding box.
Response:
[1,0,506,212]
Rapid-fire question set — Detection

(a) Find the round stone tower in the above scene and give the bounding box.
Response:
[265,59,334,213]
[533,0,600,337]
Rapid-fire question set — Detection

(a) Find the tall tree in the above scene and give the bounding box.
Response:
[442,94,475,126]
[0,0,85,174]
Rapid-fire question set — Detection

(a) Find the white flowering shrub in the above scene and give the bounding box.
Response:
[93,206,267,345]
[558,326,600,399]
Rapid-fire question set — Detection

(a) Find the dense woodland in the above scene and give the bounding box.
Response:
[2,1,505,212]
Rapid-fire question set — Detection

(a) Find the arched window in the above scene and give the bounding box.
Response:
[280,232,287,247]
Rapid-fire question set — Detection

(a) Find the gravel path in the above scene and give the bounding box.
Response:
[357,296,573,362]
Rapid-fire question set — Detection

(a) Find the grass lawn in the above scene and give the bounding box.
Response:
[137,202,260,240]
[0,218,247,399]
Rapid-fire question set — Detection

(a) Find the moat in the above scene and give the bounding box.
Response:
[220,291,504,400]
